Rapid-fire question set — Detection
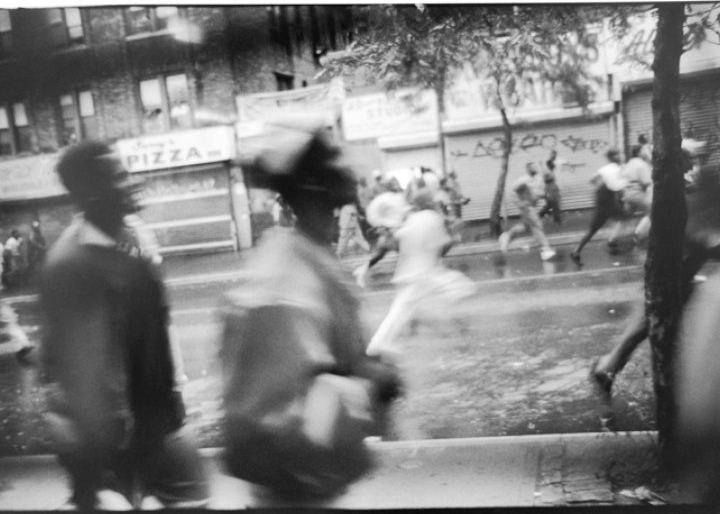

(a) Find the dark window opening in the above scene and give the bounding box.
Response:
[275,72,294,91]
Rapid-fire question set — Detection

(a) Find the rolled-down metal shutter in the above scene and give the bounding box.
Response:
[382,145,441,175]
[622,87,653,154]
[137,163,235,254]
[446,116,613,221]
[623,74,720,169]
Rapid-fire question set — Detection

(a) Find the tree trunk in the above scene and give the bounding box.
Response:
[646,2,686,466]
[489,107,513,237]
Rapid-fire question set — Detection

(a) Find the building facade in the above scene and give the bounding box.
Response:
[0,5,352,252]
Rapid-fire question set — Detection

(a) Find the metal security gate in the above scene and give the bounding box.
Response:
[623,72,720,169]
[137,163,236,254]
[446,116,613,221]
[382,145,441,176]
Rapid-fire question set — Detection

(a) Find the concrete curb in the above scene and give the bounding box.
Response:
[0,431,663,510]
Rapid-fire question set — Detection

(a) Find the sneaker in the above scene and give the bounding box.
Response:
[540,249,556,261]
[570,250,583,266]
[352,265,368,288]
[498,232,510,254]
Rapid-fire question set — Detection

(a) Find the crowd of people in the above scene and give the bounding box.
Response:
[2,126,720,507]
[1,221,46,290]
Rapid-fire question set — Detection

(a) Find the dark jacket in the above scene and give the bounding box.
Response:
[40,219,182,454]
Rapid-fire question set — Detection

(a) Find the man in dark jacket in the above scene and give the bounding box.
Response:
[39,141,209,509]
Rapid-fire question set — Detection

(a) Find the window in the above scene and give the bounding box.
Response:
[267,6,291,57]
[47,8,85,47]
[0,10,12,57]
[12,103,32,153]
[59,90,97,145]
[139,73,191,133]
[0,102,33,155]
[125,6,178,36]
[274,72,294,92]
[0,107,11,154]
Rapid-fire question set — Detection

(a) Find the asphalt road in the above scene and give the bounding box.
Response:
[1,240,716,457]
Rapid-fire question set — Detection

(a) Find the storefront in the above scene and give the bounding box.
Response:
[0,152,74,246]
[342,88,441,177]
[613,4,720,168]
[116,125,251,255]
[443,104,616,221]
[623,69,720,170]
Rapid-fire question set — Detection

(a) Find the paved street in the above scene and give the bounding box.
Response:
[1,236,696,458]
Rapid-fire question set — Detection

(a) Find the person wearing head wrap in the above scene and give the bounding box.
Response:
[39,140,209,510]
[220,119,401,501]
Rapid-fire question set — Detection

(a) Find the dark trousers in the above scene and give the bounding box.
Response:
[59,426,210,509]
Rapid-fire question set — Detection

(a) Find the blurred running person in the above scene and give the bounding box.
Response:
[498,162,556,262]
[336,201,370,258]
[1,299,35,366]
[570,148,629,266]
[366,191,476,359]
[538,150,563,225]
[590,164,720,409]
[621,145,653,244]
[352,178,410,288]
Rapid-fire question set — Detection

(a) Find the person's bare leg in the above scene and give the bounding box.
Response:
[595,303,647,379]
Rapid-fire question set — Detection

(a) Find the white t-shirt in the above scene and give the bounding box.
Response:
[4,237,20,256]
[596,162,627,192]
[622,157,652,188]
[393,209,450,284]
[512,173,544,206]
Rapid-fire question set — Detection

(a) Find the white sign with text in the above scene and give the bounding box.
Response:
[342,89,438,141]
[116,126,235,173]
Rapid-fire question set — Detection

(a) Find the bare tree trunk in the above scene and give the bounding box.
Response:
[489,107,513,237]
[646,2,686,466]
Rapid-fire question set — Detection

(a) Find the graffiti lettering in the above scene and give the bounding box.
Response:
[560,135,608,154]
[472,137,507,159]
[451,132,609,161]
[518,133,557,152]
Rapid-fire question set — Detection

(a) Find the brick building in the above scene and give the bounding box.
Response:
[0,5,353,252]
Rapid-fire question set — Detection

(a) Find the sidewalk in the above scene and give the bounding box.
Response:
[0,431,673,510]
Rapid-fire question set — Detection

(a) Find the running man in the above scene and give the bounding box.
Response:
[570,148,629,266]
[498,162,556,262]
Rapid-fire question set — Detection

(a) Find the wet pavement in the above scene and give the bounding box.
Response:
[2,209,718,460]
[0,234,678,458]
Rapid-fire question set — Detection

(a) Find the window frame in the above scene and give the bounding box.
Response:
[0,9,13,57]
[58,88,97,146]
[47,7,86,48]
[138,72,192,134]
[0,101,33,156]
[124,6,179,37]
